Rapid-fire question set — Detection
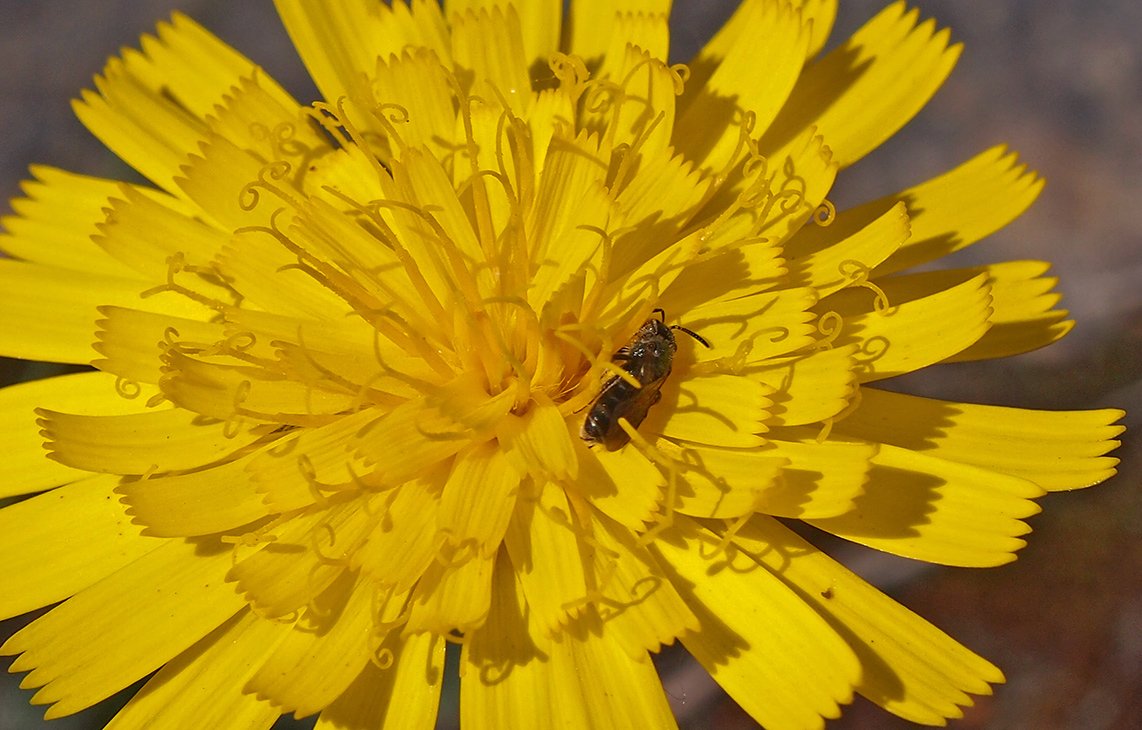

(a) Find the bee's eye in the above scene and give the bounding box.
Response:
[592,411,610,430]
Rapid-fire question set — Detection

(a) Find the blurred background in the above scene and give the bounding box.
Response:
[0,1,1138,727]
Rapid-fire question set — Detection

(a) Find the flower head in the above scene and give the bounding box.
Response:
[0,1,1124,728]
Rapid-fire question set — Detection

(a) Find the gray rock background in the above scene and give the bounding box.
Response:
[1,1,1138,728]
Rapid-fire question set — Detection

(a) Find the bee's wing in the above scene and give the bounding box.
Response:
[615,374,667,431]
[594,370,627,399]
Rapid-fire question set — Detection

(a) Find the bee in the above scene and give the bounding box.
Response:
[580,309,710,450]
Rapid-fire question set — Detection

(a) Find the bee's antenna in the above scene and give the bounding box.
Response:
[671,325,711,349]
[652,307,666,321]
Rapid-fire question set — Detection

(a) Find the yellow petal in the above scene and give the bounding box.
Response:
[654,440,786,520]
[74,11,283,192]
[354,476,442,593]
[604,229,703,320]
[755,129,840,246]
[373,154,483,315]
[105,611,287,730]
[221,309,426,405]
[646,373,772,448]
[315,631,445,730]
[684,287,820,366]
[821,272,992,381]
[686,0,835,88]
[229,499,373,618]
[119,455,272,537]
[447,0,562,70]
[594,46,676,159]
[693,128,838,261]
[550,611,679,728]
[95,185,231,286]
[807,442,1044,567]
[517,0,562,68]
[658,238,786,314]
[205,73,321,161]
[274,0,449,107]
[176,131,289,231]
[246,573,376,717]
[439,441,522,555]
[585,512,699,657]
[761,2,960,168]
[572,437,666,529]
[0,259,208,364]
[874,146,1045,276]
[464,567,678,729]
[945,261,1073,361]
[675,0,810,174]
[785,201,910,296]
[600,12,670,74]
[137,13,293,120]
[497,400,578,482]
[92,307,229,389]
[0,474,160,620]
[278,198,438,335]
[397,147,487,269]
[159,348,360,425]
[735,516,1004,724]
[0,167,147,277]
[503,480,589,635]
[72,61,204,194]
[1,538,246,719]
[369,48,461,157]
[247,409,379,513]
[461,551,555,727]
[795,0,839,57]
[610,153,712,276]
[406,547,496,635]
[653,516,860,730]
[353,386,514,487]
[759,434,875,519]
[450,4,532,115]
[458,89,529,239]
[0,371,157,497]
[303,143,391,209]
[525,131,612,312]
[524,87,577,179]
[39,406,262,475]
[837,388,1124,491]
[568,0,671,63]
[749,345,858,427]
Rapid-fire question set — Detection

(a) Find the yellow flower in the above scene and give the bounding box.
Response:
[0,1,1124,728]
